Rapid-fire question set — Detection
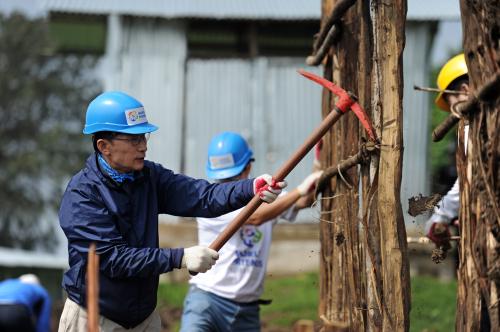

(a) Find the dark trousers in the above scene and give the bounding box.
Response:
[0,303,36,332]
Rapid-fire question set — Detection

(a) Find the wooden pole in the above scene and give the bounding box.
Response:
[317,0,409,331]
[318,0,364,330]
[371,2,410,330]
[87,243,99,332]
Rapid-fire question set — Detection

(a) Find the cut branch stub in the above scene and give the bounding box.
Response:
[315,142,376,195]
[306,24,341,66]
[306,0,357,66]
[312,0,357,52]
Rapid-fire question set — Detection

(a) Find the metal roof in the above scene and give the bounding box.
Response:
[407,0,461,21]
[41,0,460,21]
[0,247,68,269]
[41,0,320,20]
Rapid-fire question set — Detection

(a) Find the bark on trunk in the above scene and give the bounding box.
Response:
[456,1,500,331]
[318,1,409,331]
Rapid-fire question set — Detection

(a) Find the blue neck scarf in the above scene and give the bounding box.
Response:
[98,154,135,183]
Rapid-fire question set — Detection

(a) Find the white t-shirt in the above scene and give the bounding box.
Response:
[190,195,298,303]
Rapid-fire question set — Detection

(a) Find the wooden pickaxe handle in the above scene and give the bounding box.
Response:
[187,94,346,275]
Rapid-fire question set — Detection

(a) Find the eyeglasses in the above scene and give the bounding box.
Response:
[112,133,150,146]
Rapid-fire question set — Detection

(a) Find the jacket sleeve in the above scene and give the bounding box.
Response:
[34,286,51,332]
[154,166,255,217]
[59,186,184,278]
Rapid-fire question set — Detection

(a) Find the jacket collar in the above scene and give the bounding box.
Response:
[85,153,148,188]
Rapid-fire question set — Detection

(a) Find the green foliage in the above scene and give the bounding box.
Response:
[0,12,100,251]
[429,68,457,167]
[49,16,106,54]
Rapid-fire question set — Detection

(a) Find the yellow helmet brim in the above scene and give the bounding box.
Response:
[434,53,467,112]
[435,92,450,112]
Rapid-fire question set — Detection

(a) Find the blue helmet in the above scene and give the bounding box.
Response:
[206,132,253,180]
[83,91,159,135]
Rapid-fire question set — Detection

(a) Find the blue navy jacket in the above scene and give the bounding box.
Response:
[0,279,51,332]
[59,153,254,328]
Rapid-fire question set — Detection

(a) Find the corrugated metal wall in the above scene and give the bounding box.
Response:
[183,58,322,187]
[103,16,187,172]
[183,60,254,178]
[402,22,435,230]
[183,58,322,222]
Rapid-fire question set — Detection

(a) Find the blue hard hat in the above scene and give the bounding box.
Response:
[83,91,159,134]
[206,132,253,180]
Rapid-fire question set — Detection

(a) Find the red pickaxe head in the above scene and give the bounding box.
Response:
[298,69,378,142]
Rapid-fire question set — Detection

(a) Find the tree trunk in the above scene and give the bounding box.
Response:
[318,1,409,331]
[456,1,500,331]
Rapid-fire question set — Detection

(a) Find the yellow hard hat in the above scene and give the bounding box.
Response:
[435,53,468,112]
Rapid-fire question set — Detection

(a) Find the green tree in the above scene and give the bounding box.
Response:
[0,13,100,251]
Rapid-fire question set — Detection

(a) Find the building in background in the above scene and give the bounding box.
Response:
[37,1,461,231]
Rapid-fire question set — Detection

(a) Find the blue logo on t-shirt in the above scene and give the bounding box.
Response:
[240,226,262,248]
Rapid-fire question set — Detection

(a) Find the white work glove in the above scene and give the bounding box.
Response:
[253,174,287,203]
[181,246,219,273]
[297,171,323,196]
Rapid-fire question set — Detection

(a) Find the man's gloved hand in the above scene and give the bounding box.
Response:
[181,246,219,273]
[253,174,287,203]
[297,171,323,196]
[427,222,451,247]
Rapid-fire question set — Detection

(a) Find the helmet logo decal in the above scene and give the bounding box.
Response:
[125,107,148,125]
[209,153,235,170]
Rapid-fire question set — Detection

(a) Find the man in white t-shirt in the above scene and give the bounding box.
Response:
[180,132,322,332]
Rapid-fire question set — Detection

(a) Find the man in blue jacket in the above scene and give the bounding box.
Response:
[57,91,285,331]
[0,274,51,332]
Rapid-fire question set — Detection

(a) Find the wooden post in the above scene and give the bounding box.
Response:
[456,1,500,330]
[371,2,410,330]
[318,0,362,328]
[318,0,409,331]
[87,243,100,332]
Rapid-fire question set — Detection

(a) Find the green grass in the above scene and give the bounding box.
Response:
[157,281,189,308]
[260,272,319,327]
[157,273,456,331]
[410,276,457,332]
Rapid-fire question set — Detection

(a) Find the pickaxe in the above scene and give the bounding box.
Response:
[205,70,378,257]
